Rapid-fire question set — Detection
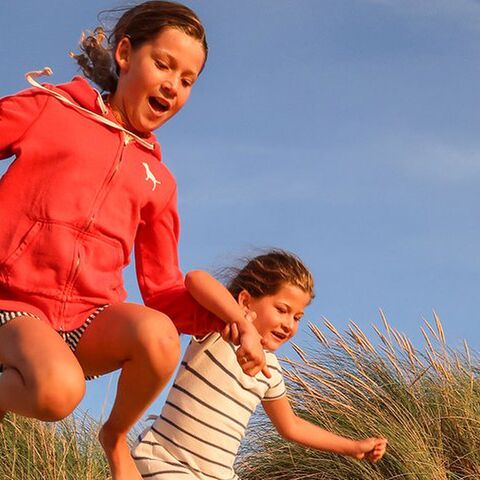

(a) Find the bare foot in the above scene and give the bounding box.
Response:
[99,424,142,480]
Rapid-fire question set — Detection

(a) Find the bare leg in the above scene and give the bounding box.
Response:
[0,315,85,421]
[74,303,181,480]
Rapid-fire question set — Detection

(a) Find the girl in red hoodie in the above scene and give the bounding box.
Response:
[0,2,267,479]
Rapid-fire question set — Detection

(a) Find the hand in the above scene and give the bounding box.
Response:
[353,437,387,463]
[233,312,272,379]
[220,311,256,345]
[221,322,240,345]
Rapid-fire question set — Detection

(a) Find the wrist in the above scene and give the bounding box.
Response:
[343,439,361,457]
[237,315,256,334]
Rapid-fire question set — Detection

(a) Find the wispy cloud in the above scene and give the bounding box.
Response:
[382,135,480,184]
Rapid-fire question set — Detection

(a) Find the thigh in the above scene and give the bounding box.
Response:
[74,302,179,377]
[0,314,83,384]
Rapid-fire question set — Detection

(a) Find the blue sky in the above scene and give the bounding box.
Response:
[1,0,480,421]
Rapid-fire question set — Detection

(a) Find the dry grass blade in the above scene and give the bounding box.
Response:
[433,310,446,346]
[379,308,390,334]
[349,321,376,354]
[291,342,310,364]
[421,326,436,358]
[373,324,396,355]
[309,321,329,346]
[323,319,342,339]
[423,317,440,343]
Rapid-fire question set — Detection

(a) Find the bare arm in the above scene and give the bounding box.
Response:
[185,270,271,378]
[263,396,387,461]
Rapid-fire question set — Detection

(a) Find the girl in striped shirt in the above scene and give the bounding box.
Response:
[133,250,387,479]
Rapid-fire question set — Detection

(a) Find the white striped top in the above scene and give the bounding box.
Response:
[133,332,286,479]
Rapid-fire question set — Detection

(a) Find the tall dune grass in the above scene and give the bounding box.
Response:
[237,312,480,479]
[0,413,110,480]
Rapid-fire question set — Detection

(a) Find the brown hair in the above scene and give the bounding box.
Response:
[71,1,208,92]
[226,249,315,302]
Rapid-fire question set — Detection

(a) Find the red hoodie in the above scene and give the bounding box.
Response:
[0,75,223,335]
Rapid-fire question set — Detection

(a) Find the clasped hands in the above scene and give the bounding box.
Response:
[221,309,272,379]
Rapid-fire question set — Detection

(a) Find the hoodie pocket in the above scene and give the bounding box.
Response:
[0,220,126,301]
[0,221,43,267]
[1,220,78,296]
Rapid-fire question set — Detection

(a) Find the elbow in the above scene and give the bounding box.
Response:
[275,423,297,442]
[185,270,202,287]
[185,270,207,292]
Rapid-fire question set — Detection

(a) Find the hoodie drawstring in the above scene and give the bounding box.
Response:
[25,68,155,151]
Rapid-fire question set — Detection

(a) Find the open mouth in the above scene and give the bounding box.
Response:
[272,331,287,341]
[148,96,170,114]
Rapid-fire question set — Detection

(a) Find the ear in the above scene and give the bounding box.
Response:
[237,290,251,310]
[115,37,133,73]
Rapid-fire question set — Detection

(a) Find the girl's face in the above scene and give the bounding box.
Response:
[240,283,311,351]
[111,27,206,135]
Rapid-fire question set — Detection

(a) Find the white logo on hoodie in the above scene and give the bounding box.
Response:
[142,163,161,191]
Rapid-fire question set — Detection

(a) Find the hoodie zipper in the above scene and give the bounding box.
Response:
[60,133,129,327]
[85,134,129,231]
[60,250,81,331]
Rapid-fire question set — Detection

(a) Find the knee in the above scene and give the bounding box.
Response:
[150,324,181,377]
[130,310,181,378]
[33,363,85,421]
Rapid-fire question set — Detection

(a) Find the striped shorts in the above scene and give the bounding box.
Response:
[0,305,109,379]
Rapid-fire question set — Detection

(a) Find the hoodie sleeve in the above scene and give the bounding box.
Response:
[135,184,224,336]
[0,88,49,159]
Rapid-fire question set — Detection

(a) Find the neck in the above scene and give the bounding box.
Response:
[106,94,128,128]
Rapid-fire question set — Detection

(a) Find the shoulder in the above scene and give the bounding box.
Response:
[262,351,286,398]
[157,161,177,189]
[1,76,97,121]
[265,351,283,374]
[0,83,50,113]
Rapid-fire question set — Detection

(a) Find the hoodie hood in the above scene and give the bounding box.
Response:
[57,76,108,114]
[26,68,159,155]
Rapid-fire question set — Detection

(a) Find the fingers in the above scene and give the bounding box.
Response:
[241,364,270,378]
[364,437,387,463]
[371,438,387,462]
[221,323,241,345]
[261,364,272,379]
[236,348,268,378]
[221,324,231,342]
[238,360,271,378]
[240,360,261,376]
[230,323,240,344]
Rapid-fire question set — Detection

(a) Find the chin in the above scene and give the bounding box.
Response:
[264,341,282,351]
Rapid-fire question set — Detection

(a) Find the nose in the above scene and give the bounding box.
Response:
[282,316,295,333]
[161,78,178,99]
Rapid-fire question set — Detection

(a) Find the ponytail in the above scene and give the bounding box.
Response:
[70,28,118,93]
